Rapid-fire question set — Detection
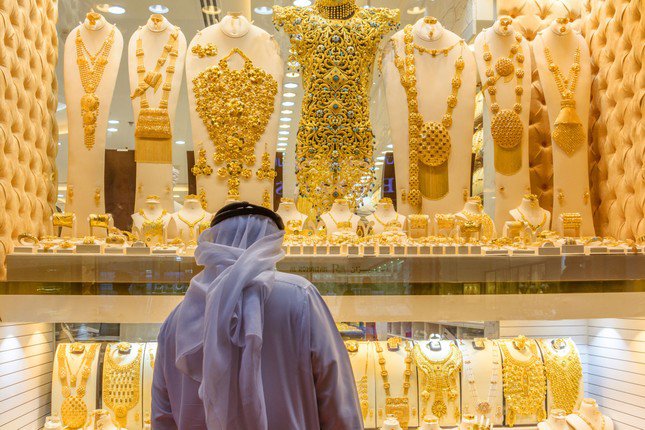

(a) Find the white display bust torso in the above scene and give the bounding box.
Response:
[566,399,614,430]
[366,202,406,235]
[320,201,361,236]
[168,198,212,244]
[509,195,552,235]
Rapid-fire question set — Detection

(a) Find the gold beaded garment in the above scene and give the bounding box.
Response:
[274,5,399,216]
[192,48,278,200]
[102,344,143,428]
[539,338,582,414]
[414,343,462,421]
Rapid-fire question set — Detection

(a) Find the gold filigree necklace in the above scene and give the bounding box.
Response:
[192,48,277,200]
[482,31,525,175]
[57,343,98,429]
[375,341,414,430]
[393,25,465,208]
[139,209,167,244]
[414,342,462,420]
[177,212,206,243]
[346,341,370,421]
[102,344,143,428]
[539,338,582,414]
[75,26,116,150]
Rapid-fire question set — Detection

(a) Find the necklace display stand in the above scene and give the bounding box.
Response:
[473,17,532,232]
[186,13,283,212]
[381,416,403,430]
[566,399,613,430]
[366,199,406,235]
[418,416,441,430]
[132,196,171,245]
[538,409,569,430]
[85,409,120,430]
[142,342,157,430]
[533,20,594,236]
[347,341,377,429]
[455,197,496,240]
[167,196,211,244]
[276,198,309,232]
[102,343,144,430]
[128,15,187,212]
[320,199,361,237]
[64,13,123,235]
[382,17,476,224]
[459,339,503,425]
[507,194,551,237]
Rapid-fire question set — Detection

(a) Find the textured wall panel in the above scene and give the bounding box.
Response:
[581,0,644,240]
[0,0,58,278]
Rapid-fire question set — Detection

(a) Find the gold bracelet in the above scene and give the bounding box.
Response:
[17,233,39,246]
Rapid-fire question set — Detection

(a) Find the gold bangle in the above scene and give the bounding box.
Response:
[18,233,39,246]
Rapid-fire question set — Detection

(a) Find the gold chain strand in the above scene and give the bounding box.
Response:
[500,341,547,426]
[414,39,461,57]
[57,343,98,429]
[76,26,116,150]
[539,338,582,414]
[102,344,143,428]
[139,209,167,244]
[192,48,277,201]
[574,412,606,430]
[328,211,353,230]
[413,342,462,421]
[375,340,413,429]
[392,25,465,208]
[482,31,525,175]
[346,341,371,421]
[273,5,399,217]
[518,210,548,233]
[132,27,179,164]
[177,212,205,243]
[543,39,584,156]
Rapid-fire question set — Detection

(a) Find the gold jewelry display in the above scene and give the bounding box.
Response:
[94,187,102,207]
[482,31,525,175]
[274,5,399,216]
[103,343,143,428]
[393,25,465,207]
[414,39,461,57]
[346,341,370,421]
[458,212,495,240]
[500,340,547,426]
[561,212,582,236]
[539,338,582,414]
[177,212,206,244]
[461,339,502,418]
[191,42,217,58]
[435,214,456,234]
[262,189,271,209]
[375,340,413,430]
[57,343,98,429]
[518,210,548,233]
[574,412,606,430]
[373,212,402,232]
[414,342,462,420]
[139,209,167,244]
[193,48,277,200]
[131,27,179,164]
[76,26,116,150]
[89,213,110,236]
[256,147,277,181]
[543,40,584,156]
[192,146,213,176]
[328,211,353,231]
[53,212,74,230]
[407,214,429,238]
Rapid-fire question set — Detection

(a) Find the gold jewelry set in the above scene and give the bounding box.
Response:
[460,339,502,419]
[314,0,358,20]
[57,343,98,429]
[131,27,179,164]
[393,25,465,208]
[177,211,205,244]
[375,340,414,429]
[102,343,143,428]
[139,209,167,244]
[414,342,462,421]
[574,411,606,430]
[483,31,525,176]
[191,42,217,58]
[76,26,115,150]
[346,340,371,421]
[539,338,582,414]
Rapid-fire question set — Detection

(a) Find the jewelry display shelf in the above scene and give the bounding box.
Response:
[1,252,643,324]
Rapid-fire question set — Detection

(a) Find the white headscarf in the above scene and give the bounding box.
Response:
[174,214,285,429]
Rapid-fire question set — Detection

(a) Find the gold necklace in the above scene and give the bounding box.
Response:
[177,212,206,242]
[414,40,461,57]
[460,211,495,240]
[139,209,167,243]
[192,48,277,201]
[346,341,370,421]
[461,340,502,418]
[543,39,584,156]
[413,343,462,420]
[518,210,548,232]
[314,0,358,20]
[375,340,413,430]
[76,26,116,150]
[328,211,353,230]
[575,412,606,430]
[539,338,582,414]
[500,341,546,426]
[103,344,143,428]
[483,31,525,175]
[393,25,465,207]
[372,211,401,229]
[273,5,399,217]
[57,343,98,429]
[131,26,179,164]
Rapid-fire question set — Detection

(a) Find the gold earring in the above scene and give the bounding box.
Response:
[192,146,213,176]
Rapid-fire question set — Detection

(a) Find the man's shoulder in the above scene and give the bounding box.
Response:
[274,271,315,291]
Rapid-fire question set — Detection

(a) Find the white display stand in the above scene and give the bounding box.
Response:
[276,198,308,231]
[347,342,377,429]
[102,343,145,430]
[85,409,120,430]
[366,200,406,235]
[186,14,283,212]
[455,197,497,239]
[128,15,187,211]
[132,196,171,245]
[459,339,504,425]
[538,409,569,430]
[51,343,101,429]
[167,196,212,244]
[566,399,614,430]
[539,338,584,415]
[381,416,403,430]
[418,416,441,430]
[415,340,460,427]
[533,21,594,236]
[474,19,532,232]
[382,18,476,221]
[64,14,123,235]
[508,194,552,236]
[320,200,361,237]
[142,342,157,428]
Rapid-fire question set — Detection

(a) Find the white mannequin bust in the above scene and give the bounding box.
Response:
[366,198,406,235]
[566,399,614,430]
[132,195,171,245]
[508,194,551,236]
[186,13,283,212]
[128,15,187,212]
[538,409,569,430]
[64,13,123,235]
[320,199,361,236]
[168,196,212,244]
[473,17,532,232]
[455,196,496,239]
[418,416,441,430]
[382,17,476,223]
[102,343,144,429]
[85,410,119,430]
[533,19,594,236]
[276,197,308,232]
[381,416,402,430]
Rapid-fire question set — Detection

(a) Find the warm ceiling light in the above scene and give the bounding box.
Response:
[149,4,169,14]
[279,130,289,135]
[278,142,288,147]
[254,6,272,15]
[284,82,298,89]
[279,125,290,130]
[278,137,288,141]
[376,156,385,161]
[58,142,62,146]
[387,144,393,149]
[107,5,126,14]
[175,140,186,145]
[293,0,311,6]
[407,6,426,15]
[108,119,119,124]
[277,147,286,152]
[375,161,384,166]
[281,109,293,115]
[202,5,221,15]
[286,71,300,78]
[282,101,295,107]
[280,117,292,122]
[283,92,296,98]
[96,3,111,12]
[107,127,118,132]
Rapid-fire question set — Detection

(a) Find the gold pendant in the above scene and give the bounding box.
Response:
[431,398,448,418]
[385,397,410,429]
[492,109,523,176]
[477,401,492,415]
[61,396,88,429]
[417,121,451,167]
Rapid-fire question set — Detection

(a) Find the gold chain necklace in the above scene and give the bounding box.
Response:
[461,340,501,418]
[543,38,584,156]
[346,341,370,421]
[103,344,143,428]
[76,26,116,150]
[328,211,353,230]
[575,412,606,430]
[139,209,167,243]
[131,27,179,164]
[375,341,413,430]
[518,209,548,232]
[177,212,206,242]
[539,338,582,414]
[500,341,546,426]
[413,39,461,57]
[483,31,525,175]
[413,343,462,420]
[393,25,465,208]
[314,0,358,20]
[193,48,277,200]
[57,343,98,429]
